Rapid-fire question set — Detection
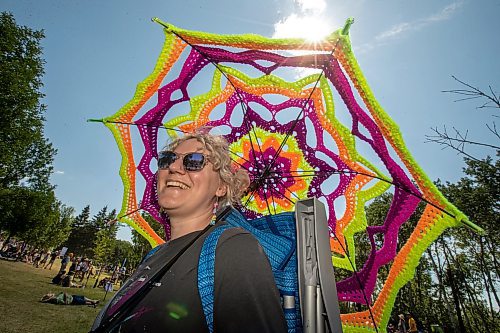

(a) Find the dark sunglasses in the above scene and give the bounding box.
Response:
[158,151,210,172]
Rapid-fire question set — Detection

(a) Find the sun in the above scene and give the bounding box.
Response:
[273,14,332,43]
[299,16,331,42]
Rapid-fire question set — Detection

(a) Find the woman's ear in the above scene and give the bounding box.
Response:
[216,183,227,197]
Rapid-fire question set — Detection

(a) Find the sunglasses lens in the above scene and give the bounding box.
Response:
[184,153,206,171]
[158,151,177,169]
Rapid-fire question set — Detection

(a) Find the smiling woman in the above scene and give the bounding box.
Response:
[156,134,249,239]
[91,133,287,333]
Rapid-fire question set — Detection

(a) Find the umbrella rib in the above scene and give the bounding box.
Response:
[229,150,254,166]
[266,185,298,206]
[269,188,278,214]
[88,119,189,133]
[108,206,142,224]
[242,190,256,208]
[260,178,274,215]
[281,185,302,202]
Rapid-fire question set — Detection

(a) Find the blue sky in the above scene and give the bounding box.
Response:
[3,0,499,241]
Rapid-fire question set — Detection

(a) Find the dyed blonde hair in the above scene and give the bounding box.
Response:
[166,133,250,206]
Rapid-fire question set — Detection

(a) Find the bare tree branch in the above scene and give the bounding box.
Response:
[425,126,500,163]
[442,76,500,109]
[427,77,499,161]
[485,122,500,140]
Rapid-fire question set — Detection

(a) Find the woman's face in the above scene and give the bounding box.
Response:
[157,139,226,218]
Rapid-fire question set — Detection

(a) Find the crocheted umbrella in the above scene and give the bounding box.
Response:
[90,18,482,332]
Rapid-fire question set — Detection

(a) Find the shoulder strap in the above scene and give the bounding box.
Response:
[91,206,233,333]
[198,224,235,333]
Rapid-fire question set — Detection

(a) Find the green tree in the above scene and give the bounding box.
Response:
[63,205,92,255]
[94,224,117,264]
[73,205,91,229]
[0,185,74,250]
[90,207,117,259]
[130,213,166,267]
[45,204,74,248]
[111,239,136,267]
[0,187,56,239]
[20,201,74,250]
[437,155,500,331]
[0,12,56,191]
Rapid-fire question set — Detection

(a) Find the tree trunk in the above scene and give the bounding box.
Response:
[480,238,500,308]
[427,246,458,332]
[440,239,466,333]
[447,268,466,333]
[463,288,483,332]
[484,237,500,277]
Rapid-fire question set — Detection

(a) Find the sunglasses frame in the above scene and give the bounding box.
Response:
[158,150,211,172]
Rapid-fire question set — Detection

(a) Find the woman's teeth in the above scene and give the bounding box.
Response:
[166,181,189,189]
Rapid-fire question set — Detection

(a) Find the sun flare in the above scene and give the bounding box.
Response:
[273,14,332,43]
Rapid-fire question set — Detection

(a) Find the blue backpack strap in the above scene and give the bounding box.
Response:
[198,224,235,333]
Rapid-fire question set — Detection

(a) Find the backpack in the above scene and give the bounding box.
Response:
[198,208,302,333]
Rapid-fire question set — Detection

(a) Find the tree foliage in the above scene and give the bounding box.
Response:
[0,12,65,250]
[93,207,118,264]
[63,206,117,258]
[0,12,56,191]
[0,187,72,249]
[62,205,91,255]
[361,155,499,332]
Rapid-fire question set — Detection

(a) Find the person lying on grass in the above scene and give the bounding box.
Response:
[41,292,99,307]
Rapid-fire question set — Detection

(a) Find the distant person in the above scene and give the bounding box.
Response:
[98,276,110,289]
[78,258,90,282]
[51,270,66,285]
[407,314,417,333]
[32,250,41,267]
[68,256,79,274]
[59,252,73,272]
[118,265,127,285]
[398,314,407,333]
[23,249,32,263]
[41,292,99,307]
[39,250,50,267]
[44,250,59,270]
[74,257,83,278]
[61,271,81,288]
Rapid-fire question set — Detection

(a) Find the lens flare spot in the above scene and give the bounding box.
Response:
[166,302,188,320]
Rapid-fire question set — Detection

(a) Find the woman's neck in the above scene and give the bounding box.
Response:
[168,208,213,240]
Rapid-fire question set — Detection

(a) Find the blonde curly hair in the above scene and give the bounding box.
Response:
[165,133,250,207]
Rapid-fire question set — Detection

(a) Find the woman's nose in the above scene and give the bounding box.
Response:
[168,155,185,173]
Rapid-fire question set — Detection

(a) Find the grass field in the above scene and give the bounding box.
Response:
[0,259,113,333]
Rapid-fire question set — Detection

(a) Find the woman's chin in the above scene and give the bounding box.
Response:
[158,201,182,214]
